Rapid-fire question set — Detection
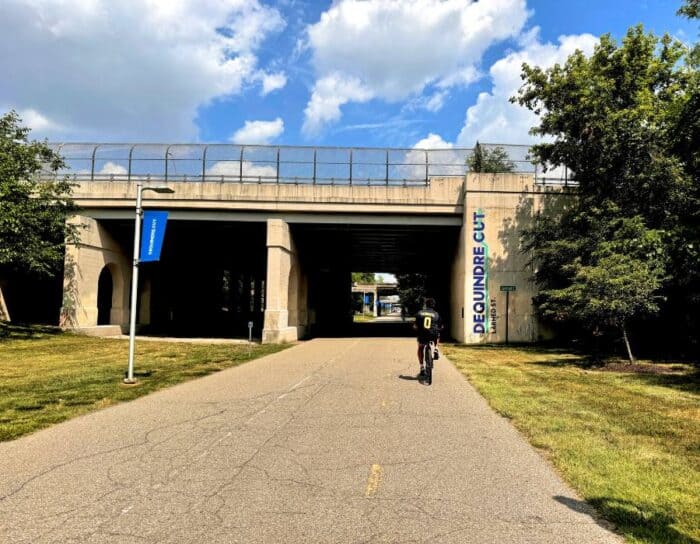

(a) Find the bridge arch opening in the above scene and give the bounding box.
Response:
[292,223,460,339]
[97,266,113,325]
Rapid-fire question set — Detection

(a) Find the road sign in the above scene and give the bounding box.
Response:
[500,285,516,292]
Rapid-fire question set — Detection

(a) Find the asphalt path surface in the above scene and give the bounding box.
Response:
[0,338,621,543]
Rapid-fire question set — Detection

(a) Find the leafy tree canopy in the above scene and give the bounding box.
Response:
[352,272,377,284]
[514,24,699,358]
[678,0,699,19]
[0,110,77,277]
[396,273,427,315]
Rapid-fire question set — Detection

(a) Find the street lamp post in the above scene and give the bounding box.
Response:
[124,181,174,384]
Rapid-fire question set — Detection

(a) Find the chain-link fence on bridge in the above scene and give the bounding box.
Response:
[44,143,573,186]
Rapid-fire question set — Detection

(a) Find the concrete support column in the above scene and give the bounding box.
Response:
[0,284,9,321]
[60,215,130,333]
[263,219,299,343]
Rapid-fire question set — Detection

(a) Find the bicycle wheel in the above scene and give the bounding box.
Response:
[424,343,433,385]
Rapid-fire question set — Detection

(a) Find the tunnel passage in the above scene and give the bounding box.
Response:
[98,220,267,338]
[87,217,461,341]
[291,223,461,338]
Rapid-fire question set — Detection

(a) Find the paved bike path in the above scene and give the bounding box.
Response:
[0,338,620,543]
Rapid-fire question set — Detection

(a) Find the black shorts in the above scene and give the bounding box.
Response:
[417,334,439,345]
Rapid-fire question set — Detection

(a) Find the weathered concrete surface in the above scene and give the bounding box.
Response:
[0,338,620,543]
[69,177,465,216]
[60,215,130,330]
[461,174,570,343]
[263,218,306,343]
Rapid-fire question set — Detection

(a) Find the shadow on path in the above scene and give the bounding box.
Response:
[555,495,697,543]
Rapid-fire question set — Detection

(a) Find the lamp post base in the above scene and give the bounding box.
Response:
[122,377,138,385]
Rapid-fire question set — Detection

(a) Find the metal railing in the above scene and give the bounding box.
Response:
[480,143,574,185]
[44,143,573,186]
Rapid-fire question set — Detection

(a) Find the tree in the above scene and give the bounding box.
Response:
[396,273,426,315]
[533,217,666,362]
[513,25,698,356]
[467,142,516,173]
[0,110,77,279]
[678,0,699,19]
[352,272,377,284]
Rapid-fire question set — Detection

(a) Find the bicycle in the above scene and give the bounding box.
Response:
[422,340,436,385]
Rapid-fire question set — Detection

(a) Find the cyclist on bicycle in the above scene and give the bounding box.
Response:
[413,297,442,377]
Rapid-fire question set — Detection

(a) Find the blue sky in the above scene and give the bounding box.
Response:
[1,0,696,149]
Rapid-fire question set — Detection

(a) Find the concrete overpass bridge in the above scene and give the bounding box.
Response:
[351,282,399,316]
[51,143,569,344]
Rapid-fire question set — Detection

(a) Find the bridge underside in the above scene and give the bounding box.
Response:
[62,216,460,341]
[293,223,460,337]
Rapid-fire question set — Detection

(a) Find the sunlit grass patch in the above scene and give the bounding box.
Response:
[443,344,699,544]
[0,329,290,441]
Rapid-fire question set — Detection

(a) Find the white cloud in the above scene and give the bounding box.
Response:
[206,160,277,181]
[0,0,285,141]
[457,30,598,145]
[17,108,62,132]
[303,0,529,134]
[404,90,450,114]
[413,133,453,149]
[231,118,284,144]
[403,133,465,180]
[259,72,288,96]
[98,162,128,176]
[303,74,373,135]
[436,67,480,89]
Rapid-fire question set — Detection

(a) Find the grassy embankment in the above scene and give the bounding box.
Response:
[443,344,699,544]
[0,324,289,442]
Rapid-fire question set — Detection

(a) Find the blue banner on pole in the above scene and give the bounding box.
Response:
[140,211,168,262]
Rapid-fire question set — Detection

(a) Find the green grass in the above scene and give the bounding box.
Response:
[0,325,290,442]
[443,344,700,544]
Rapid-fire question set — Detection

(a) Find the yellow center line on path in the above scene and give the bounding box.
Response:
[365,464,383,497]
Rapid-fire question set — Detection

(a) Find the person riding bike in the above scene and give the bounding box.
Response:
[413,298,442,377]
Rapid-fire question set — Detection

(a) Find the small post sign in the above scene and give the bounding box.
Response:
[500,286,516,344]
[248,321,254,342]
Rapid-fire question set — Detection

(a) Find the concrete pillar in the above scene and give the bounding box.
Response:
[60,215,130,332]
[262,219,299,343]
[288,267,310,339]
[287,263,300,328]
[0,284,9,321]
